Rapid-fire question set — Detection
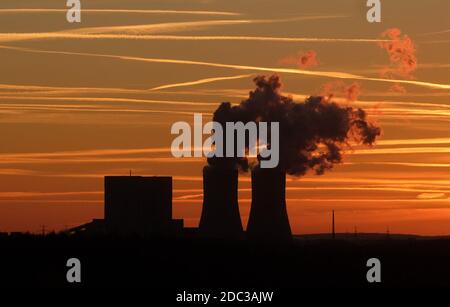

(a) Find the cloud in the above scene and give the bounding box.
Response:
[320,81,362,102]
[279,50,318,68]
[378,28,418,79]
[389,84,407,93]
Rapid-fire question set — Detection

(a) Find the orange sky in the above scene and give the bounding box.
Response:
[0,0,449,235]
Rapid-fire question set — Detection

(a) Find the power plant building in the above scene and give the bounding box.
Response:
[70,167,293,240]
[104,176,183,236]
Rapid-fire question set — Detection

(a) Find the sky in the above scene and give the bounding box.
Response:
[0,0,449,235]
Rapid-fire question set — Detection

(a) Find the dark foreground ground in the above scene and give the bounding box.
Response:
[0,233,449,289]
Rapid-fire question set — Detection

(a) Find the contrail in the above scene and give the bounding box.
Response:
[0,95,218,107]
[0,191,102,198]
[0,92,448,122]
[353,147,450,155]
[173,185,450,194]
[172,198,450,203]
[0,81,137,94]
[123,35,386,43]
[359,162,450,168]
[315,95,450,110]
[0,15,346,43]
[416,63,450,69]
[419,29,450,36]
[6,138,450,165]
[378,137,450,146]
[0,147,173,159]
[67,19,256,35]
[284,198,450,203]
[5,171,449,195]
[0,76,245,97]
[174,185,450,200]
[2,45,449,89]
[370,107,450,118]
[0,9,241,16]
[0,156,203,165]
[149,74,252,91]
[0,33,387,43]
[0,104,206,116]
[64,16,348,34]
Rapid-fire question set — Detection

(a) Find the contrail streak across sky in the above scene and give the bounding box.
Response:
[0,8,242,16]
[1,45,448,90]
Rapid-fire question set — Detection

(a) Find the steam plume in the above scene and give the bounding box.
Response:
[208,75,380,176]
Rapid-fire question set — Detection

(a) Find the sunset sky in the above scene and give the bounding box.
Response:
[0,0,449,235]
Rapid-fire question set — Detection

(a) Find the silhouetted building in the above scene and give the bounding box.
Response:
[66,219,106,236]
[104,176,182,236]
[199,165,243,238]
[247,166,292,240]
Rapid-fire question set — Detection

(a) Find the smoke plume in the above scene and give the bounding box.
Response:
[378,28,417,79]
[208,75,381,176]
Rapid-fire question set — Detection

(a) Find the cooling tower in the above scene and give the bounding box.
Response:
[199,165,243,237]
[246,166,292,240]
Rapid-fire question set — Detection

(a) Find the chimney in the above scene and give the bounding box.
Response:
[199,165,243,237]
[246,166,292,240]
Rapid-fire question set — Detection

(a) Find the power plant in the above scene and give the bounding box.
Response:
[71,166,293,240]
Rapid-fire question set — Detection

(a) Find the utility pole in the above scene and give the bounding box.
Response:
[332,209,335,239]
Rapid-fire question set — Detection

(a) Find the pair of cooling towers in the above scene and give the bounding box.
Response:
[199,165,292,240]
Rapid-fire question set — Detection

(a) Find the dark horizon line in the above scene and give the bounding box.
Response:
[1,231,449,239]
